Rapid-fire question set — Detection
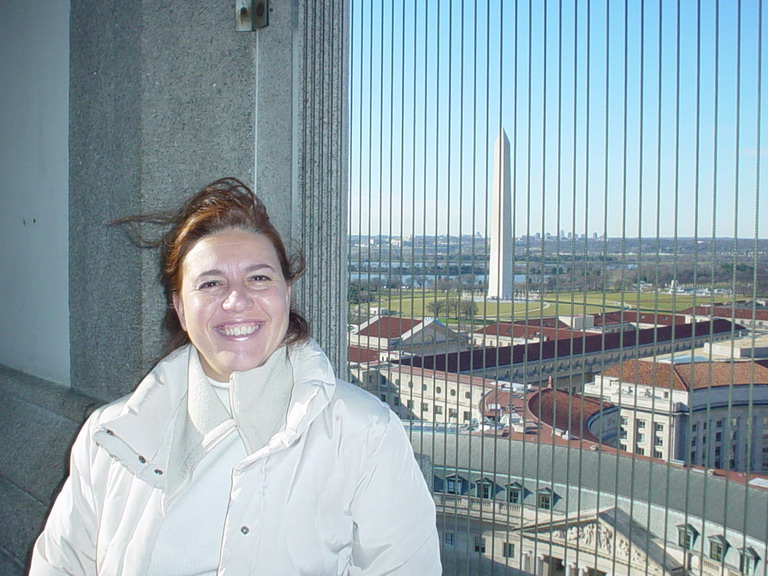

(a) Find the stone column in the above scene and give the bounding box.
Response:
[535,554,546,576]
[566,562,578,576]
[523,551,533,573]
[69,0,348,400]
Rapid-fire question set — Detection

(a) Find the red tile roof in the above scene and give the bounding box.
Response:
[596,311,686,326]
[348,345,380,364]
[357,316,423,339]
[602,359,768,391]
[526,388,607,443]
[475,322,587,341]
[682,306,768,322]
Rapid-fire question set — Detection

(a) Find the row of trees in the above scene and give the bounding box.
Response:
[425,298,478,320]
[349,259,768,302]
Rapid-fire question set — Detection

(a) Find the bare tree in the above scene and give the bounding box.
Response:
[426,299,448,317]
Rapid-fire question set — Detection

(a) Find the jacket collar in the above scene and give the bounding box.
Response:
[94,339,337,496]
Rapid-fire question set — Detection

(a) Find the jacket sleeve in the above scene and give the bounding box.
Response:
[29,415,101,576]
[349,412,442,575]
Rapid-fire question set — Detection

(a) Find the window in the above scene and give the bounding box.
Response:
[740,547,760,576]
[406,400,414,410]
[508,485,522,504]
[474,537,486,554]
[655,436,663,447]
[464,392,471,399]
[434,404,443,415]
[475,479,495,499]
[654,450,663,458]
[537,490,552,510]
[655,423,664,433]
[637,433,645,443]
[448,408,458,419]
[635,446,645,456]
[446,476,464,495]
[421,402,429,412]
[709,536,728,563]
[637,420,646,429]
[444,531,455,547]
[393,396,400,407]
[436,386,442,394]
[677,525,698,551]
[450,389,456,396]
[503,542,515,558]
[463,411,471,422]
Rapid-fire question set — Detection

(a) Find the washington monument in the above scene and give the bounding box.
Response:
[488,129,513,300]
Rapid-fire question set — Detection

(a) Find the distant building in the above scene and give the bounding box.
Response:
[427,433,767,576]
[402,320,739,388]
[472,319,588,348]
[348,314,468,361]
[682,305,768,331]
[583,358,768,472]
[349,362,495,426]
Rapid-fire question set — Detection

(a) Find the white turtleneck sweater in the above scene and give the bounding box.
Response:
[147,348,293,575]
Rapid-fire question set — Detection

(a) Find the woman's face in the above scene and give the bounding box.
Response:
[173,228,291,381]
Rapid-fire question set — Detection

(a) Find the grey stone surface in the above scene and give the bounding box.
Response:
[0,365,100,572]
[0,477,46,573]
[0,551,24,576]
[0,390,85,504]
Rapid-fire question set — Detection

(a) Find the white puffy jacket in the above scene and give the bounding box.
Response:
[30,340,441,575]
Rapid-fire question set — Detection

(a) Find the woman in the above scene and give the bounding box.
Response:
[31,178,441,575]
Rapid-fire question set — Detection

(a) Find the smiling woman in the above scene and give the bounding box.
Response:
[30,178,442,575]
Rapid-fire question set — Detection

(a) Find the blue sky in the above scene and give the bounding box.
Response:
[349,0,766,240]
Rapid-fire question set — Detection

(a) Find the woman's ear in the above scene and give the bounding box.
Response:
[172,293,187,331]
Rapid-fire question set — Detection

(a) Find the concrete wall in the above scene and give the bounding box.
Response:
[0,0,71,385]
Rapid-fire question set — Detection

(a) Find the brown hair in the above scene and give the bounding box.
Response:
[116,177,309,353]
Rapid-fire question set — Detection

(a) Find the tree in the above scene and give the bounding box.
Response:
[459,299,478,320]
[426,299,448,317]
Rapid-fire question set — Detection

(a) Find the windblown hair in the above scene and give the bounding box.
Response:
[115,178,309,354]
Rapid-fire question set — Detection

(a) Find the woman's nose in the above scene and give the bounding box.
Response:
[222,287,253,311]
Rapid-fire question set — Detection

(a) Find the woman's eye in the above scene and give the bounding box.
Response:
[198,280,221,289]
[249,275,270,282]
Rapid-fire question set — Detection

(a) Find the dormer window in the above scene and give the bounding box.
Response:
[474,478,495,499]
[740,547,760,576]
[536,487,553,510]
[507,482,522,504]
[445,474,465,495]
[676,524,698,551]
[709,535,729,563]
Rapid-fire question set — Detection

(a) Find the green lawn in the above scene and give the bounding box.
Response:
[358,289,742,324]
